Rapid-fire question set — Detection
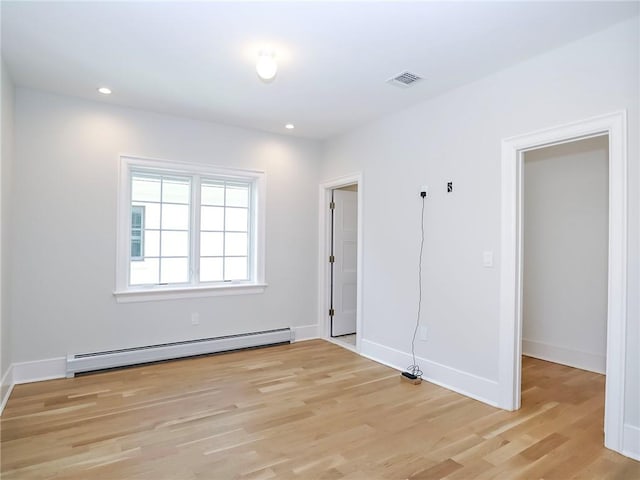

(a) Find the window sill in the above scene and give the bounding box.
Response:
[113,283,268,303]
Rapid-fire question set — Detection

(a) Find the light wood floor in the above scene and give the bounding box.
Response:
[1,340,638,479]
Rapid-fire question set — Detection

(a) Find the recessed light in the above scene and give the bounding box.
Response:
[285,124,295,130]
[97,87,112,95]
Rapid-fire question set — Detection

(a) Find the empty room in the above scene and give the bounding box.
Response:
[1,1,639,479]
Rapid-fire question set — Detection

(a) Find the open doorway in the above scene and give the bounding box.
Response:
[521,136,608,410]
[499,111,628,455]
[319,174,362,353]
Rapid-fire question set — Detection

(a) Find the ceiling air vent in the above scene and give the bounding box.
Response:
[387,71,423,88]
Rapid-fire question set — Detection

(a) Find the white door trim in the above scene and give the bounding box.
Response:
[498,111,628,454]
[318,173,363,352]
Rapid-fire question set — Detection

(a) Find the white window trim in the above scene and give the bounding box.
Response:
[114,155,266,302]
[114,283,269,303]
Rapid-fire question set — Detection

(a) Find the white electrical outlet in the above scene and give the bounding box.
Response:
[191,313,200,326]
[420,185,429,197]
[483,251,494,268]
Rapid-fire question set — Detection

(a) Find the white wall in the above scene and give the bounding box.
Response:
[1,58,15,405]
[321,17,639,430]
[12,89,321,364]
[522,136,608,374]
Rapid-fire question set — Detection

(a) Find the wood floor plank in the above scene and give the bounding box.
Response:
[1,340,638,479]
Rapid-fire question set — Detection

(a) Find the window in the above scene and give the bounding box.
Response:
[129,173,191,285]
[199,180,251,282]
[115,156,266,302]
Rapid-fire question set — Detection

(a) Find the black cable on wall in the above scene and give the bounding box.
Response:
[406,192,426,379]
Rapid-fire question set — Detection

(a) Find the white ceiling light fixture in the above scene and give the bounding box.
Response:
[97,87,112,95]
[256,49,277,82]
[285,123,294,129]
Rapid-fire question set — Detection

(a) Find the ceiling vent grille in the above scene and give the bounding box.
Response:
[388,71,423,88]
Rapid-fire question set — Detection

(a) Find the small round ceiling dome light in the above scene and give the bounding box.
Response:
[256,50,277,82]
[97,87,112,95]
[285,124,295,130]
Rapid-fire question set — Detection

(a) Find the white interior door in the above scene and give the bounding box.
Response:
[331,189,358,336]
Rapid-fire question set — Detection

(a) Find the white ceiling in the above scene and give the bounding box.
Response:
[1,1,637,139]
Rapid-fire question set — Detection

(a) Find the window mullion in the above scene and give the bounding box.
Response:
[222,182,227,281]
[158,178,164,284]
[191,175,201,286]
[248,182,254,280]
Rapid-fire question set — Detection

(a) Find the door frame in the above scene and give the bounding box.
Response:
[498,111,628,453]
[318,173,363,351]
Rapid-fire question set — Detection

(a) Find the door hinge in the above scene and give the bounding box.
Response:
[329,201,335,210]
[329,308,335,317]
[329,255,335,263]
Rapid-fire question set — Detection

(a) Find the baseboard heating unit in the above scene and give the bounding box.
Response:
[66,328,293,377]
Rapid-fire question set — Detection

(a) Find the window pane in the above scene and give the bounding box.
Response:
[200,257,223,282]
[132,175,161,202]
[225,232,247,256]
[160,258,189,284]
[200,232,223,256]
[201,206,224,231]
[225,208,248,231]
[131,205,145,259]
[201,183,225,206]
[161,204,190,230]
[135,202,160,229]
[130,258,159,285]
[225,257,248,280]
[131,207,143,228]
[131,238,142,258]
[226,184,249,207]
[161,231,189,257]
[162,177,190,204]
[144,230,160,257]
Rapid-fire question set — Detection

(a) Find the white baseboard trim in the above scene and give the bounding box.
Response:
[623,424,640,461]
[522,339,605,374]
[292,324,320,342]
[12,357,66,384]
[360,339,499,407]
[1,365,14,415]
